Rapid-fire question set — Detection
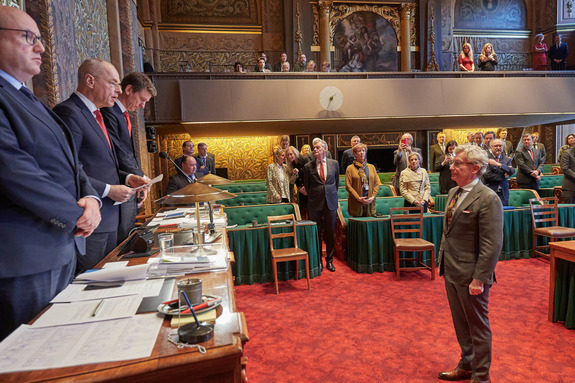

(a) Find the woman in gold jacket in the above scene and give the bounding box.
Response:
[266,147,291,203]
[345,144,381,217]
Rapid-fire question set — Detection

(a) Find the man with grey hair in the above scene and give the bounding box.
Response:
[482,139,515,206]
[304,138,339,272]
[392,133,421,190]
[429,132,446,171]
[438,144,502,383]
[464,132,475,146]
[340,135,361,174]
[514,133,544,192]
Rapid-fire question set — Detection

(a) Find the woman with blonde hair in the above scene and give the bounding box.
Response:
[478,43,498,71]
[266,147,290,203]
[301,144,312,160]
[399,152,431,212]
[533,33,548,70]
[458,43,475,72]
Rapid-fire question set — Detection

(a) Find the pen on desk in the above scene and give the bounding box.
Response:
[91,299,104,317]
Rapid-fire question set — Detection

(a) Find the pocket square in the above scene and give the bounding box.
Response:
[463,210,472,214]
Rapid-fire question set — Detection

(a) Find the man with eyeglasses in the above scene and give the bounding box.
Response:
[0,6,101,340]
[54,59,149,274]
[438,145,502,383]
[482,139,515,206]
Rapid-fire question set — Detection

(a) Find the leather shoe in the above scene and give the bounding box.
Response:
[326,261,335,272]
[438,367,472,381]
[469,379,491,383]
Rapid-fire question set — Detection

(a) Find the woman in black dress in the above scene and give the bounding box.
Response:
[434,140,458,194]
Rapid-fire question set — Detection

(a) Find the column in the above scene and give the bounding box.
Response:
[400,3,413,72]
[318,0,333,66]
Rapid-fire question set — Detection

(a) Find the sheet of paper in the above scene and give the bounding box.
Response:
[51,279,164,303]
[102,261,129,269]
[33,295,144,327]
[0,314,163,373]
[114,175,164,204]
[75,264,149,282]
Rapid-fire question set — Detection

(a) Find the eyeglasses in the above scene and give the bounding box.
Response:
[452,160,473,168]
[0,27,43,46]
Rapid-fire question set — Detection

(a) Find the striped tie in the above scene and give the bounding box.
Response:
[447,188,463,225]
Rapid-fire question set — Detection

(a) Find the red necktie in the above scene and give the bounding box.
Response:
[320,160,326,183]
[123,111,132,136]
[529,149,534,162]
[496,157,500,163]
[93,110,112,149]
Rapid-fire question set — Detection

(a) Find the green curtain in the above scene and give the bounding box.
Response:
[554,258,575,329]
[227,223,321,285]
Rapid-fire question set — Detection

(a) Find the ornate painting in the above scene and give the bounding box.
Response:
[454,0,526,30]
[333,11,398,72]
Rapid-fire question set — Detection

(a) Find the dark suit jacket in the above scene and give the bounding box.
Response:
[392,147,421,189]
[482,152,515,205]
[429,143,445,171]
[549,43,568,69]
[561,147,575,192]
[303,158,339,211]
[0,77,98,277]
[101,103,144,176]
[514,146,544,188]
[503,140,514,157]
[439,181,503,286]
[54,93,128,233]
[166,172,202,194]
[194,155,215,175]
[340,148,355,174]
[434,155,457,194]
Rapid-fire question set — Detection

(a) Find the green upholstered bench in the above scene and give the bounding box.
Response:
[224,203,300,226]
[508,189,541,208]
[217,191,267,207]
[378,172,395,184]
[429,182,440,197]
[338,184,396,200]
[539,175,563,198]
[428,172,439,182]
[214,182,267,193]
[543,164,558,174]
[335,196,405,261]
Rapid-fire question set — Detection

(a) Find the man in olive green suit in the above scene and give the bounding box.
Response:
[438,145,503,383]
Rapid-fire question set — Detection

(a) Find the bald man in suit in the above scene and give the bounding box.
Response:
[0,6,101,339]
[438,145,502,383]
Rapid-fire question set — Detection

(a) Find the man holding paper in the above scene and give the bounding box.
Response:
[101,72,157,244]
[0,6,101,340]
[54,59,149,274]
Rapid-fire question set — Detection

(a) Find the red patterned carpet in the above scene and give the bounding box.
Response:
[235,258,575,383]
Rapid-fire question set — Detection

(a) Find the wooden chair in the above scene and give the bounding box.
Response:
[267,214,311,294]
[389,207,436,281]
[529,197,575,258]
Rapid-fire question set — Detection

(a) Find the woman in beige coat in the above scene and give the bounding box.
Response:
[266,147,291,203]
[345,144,380,216]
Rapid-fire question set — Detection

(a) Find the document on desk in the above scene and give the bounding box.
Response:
[32,295,143,327]
[75,263,149,282]
[0,314,163,373]
[51,279,164,303]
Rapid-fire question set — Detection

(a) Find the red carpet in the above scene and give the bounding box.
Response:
[235,258,575,382]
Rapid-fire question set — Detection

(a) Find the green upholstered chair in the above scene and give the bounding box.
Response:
[508,189,541,208]
[224,203,300,226]
[214,182,267,193]
[427,172,440,182]
[216,191,267,207]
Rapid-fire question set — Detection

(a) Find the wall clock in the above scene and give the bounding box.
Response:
[319,86,343,111]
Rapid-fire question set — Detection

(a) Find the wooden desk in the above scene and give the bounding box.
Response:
[549,241,575,322]
[1,233,248,382]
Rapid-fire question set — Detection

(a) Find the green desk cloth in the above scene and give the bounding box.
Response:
[347,213,445,273]
[227,222,321,285]
[434,195,448,212]
[347,205,575,273]
[555,258,575,329]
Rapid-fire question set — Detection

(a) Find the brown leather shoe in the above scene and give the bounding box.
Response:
[469,379,491,383]
[438,367,472,381]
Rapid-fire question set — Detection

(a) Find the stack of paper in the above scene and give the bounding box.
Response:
[147,244,229,276]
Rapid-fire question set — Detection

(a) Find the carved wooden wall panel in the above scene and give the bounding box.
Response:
[160,0,260,24]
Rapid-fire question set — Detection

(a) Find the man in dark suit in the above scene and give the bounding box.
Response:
[195,142,216,176]
[497,128,514,157]
[429,132,446,171]
[514,133,544,192]
[549,33,568,70]
[532,132,547,164]
[174,140,194,170]
[438,145,503,383]
[392,133,421,191]
[101,72,157,244]
[561,146,575,203]
[166,156,203,194]
[481,131,495,152]
[340,135,361,174]
[0,6,101,340]
[482,139,515,206]
[304,139,339,272]
[54,59,148,274]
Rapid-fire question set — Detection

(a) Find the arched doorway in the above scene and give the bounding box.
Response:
[333,11,398,72]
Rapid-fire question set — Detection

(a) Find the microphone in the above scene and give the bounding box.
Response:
[158,151,192,183]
